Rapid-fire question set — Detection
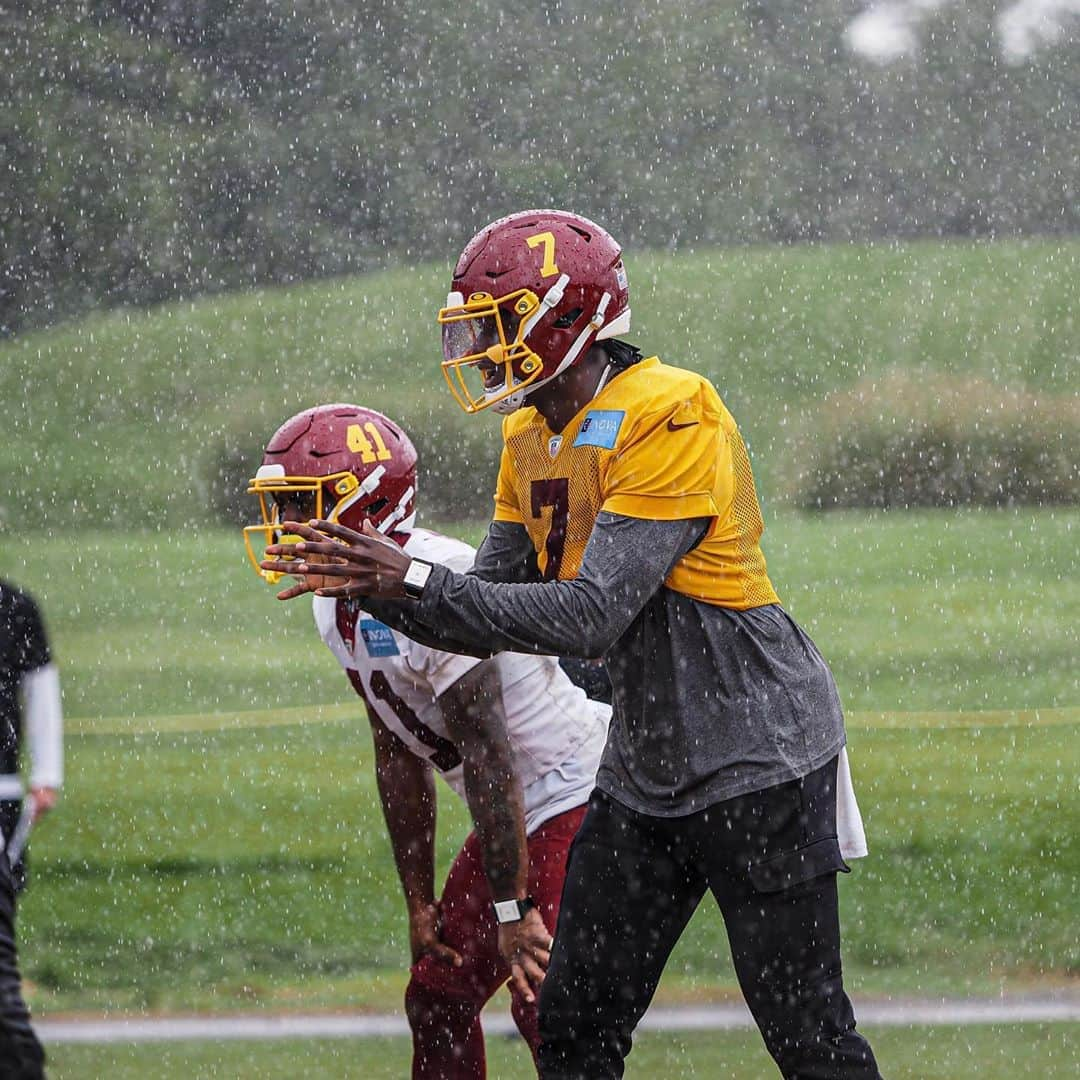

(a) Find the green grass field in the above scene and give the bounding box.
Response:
[4,510,1077,1020]
[39,1023,1080,1079]
[18,705,1078,1018]
[8,509,1077,721]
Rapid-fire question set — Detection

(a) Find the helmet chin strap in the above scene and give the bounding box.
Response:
[329,465,386,522]
[490,293,617,414]
[489,291,615,414]
[391,511,417,535]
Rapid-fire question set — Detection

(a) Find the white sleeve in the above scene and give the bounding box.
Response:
[399,531,485,697]
[23,662,63,788]
[836,746,867,860]
[403,640,483,700]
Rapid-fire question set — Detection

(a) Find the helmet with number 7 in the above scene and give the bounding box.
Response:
[437,209,631,414]
[242,404,418,583]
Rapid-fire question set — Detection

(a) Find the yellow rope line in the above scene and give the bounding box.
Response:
[67,704,1079,737]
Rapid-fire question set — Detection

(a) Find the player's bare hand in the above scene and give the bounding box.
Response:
[260,538,352,601]
[29,786,58,823]
[261,519,412,600]
[408,902,463,968]
[497,907,552,1004]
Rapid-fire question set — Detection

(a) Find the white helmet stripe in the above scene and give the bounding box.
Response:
[328,464,387,523]
[377,486,416,533]
[521,273,570,342]
[548,290,612,379]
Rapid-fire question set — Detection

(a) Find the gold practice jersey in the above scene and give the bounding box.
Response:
[493,357,780,610]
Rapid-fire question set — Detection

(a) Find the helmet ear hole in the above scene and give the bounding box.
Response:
[552,307,584,330]
[365,497,388,518]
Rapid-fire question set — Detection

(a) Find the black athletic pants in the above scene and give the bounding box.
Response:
[537,757,882,1079]
[0,802,27,894]
[0,848,44,1079]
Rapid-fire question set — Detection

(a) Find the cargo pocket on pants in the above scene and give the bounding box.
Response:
[747,836,850,894]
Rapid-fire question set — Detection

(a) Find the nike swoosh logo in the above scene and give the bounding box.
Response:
[667,419,699,431]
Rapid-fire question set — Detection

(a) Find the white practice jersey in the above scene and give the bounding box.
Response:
[313,527,610,834]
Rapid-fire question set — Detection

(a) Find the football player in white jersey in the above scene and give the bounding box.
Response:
[244,403,609,1079]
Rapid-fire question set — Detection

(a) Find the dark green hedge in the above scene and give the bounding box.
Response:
[789,372,1079,509]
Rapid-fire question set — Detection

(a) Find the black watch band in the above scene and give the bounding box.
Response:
[492,895,537,924]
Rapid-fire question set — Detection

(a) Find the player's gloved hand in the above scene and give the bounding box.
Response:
[498,907,553,1004]
[408,902,463,968]
[261,519,410,601]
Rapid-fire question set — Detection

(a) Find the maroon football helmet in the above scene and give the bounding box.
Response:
[437,210,631,414]
[243,404,418,582]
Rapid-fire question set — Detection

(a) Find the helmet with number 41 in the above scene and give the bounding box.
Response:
[437,209,631,415]
[243,404,418,583]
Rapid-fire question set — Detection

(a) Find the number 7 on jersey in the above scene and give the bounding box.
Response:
[530,478,569,580]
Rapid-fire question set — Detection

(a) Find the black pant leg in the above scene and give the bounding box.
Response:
[537,791,705,1080]
[699,759,881,1079]
[722,869,880,1078]
[0,850,44,1080]
[0,802,26,895]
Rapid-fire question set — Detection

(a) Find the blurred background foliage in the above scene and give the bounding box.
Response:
[2,0,1077,336]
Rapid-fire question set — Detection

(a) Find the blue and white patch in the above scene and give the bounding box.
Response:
[572,409,625,450]
[360,618,400,658]
[548,434,563,458]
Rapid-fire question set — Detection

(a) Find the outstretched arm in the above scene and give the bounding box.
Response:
[437,659,551,1003]
[263,513,707,658]
[261,521,541,658]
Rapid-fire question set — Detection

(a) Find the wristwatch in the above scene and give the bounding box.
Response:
[402,558,434,600]
[492,896,538,924]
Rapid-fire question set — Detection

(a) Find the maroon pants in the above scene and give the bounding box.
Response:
[406,804,586,1079]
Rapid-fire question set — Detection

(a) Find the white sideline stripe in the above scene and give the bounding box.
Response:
[35,997,1080,1044]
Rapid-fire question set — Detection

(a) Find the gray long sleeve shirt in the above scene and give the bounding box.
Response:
[367,514,846,815]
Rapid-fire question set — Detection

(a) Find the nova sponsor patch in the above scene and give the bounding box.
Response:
[572,409,625,450]
[360,618,400,657]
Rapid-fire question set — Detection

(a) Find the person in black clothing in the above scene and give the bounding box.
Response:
[0,580,56,1078]
[0,850,43,1078]
[0,581,62,893]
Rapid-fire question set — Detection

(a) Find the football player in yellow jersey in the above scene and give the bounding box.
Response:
[262,210,882,1080]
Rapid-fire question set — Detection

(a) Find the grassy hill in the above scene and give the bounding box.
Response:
[1,237,1076,529]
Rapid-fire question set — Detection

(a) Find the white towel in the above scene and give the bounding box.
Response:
[837,746,868,859]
